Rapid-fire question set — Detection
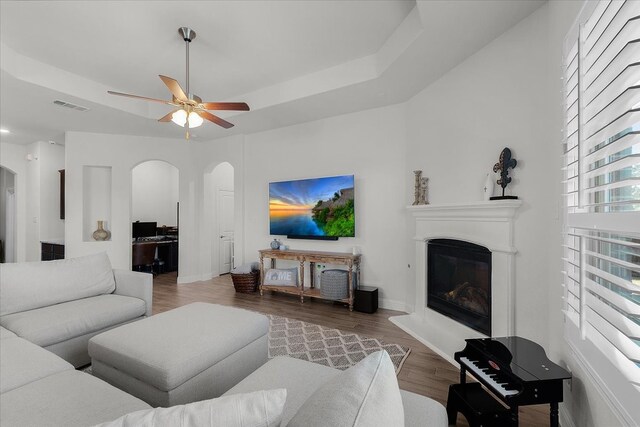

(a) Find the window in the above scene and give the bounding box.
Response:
[562,0,640,421]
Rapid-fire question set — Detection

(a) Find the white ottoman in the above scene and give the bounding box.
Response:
[88,302,268,407]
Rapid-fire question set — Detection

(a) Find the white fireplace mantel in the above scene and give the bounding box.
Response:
[391,200,522,364]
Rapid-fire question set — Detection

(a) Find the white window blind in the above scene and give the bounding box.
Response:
[562,0,640,410]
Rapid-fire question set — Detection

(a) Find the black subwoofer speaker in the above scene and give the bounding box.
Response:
[354,286,378,314]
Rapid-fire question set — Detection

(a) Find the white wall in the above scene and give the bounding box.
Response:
[1,143,29,262]
[241,103,408,310]
[25,142,41,260]
[65,132,198,280]
[406,2,555,348]
[37,142,65,241]
[132,160,179,227]
[6,141,65,261]
[0,167,16,261]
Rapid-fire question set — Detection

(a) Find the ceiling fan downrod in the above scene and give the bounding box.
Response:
[178,27,196,97]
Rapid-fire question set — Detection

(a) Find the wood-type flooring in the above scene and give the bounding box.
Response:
[153,272,552,426]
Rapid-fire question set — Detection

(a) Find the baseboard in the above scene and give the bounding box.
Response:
[379,298,408,313]
[176,274,201,284]
[200,271,216,281]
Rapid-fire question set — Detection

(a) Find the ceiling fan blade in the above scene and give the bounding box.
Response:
[159,75,188,102]
[199,111,234,129]
[107,90,171,105]
[201,102,250,111]
[158,110,178,122]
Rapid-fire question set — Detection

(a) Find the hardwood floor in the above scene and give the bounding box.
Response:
[153,272,551,426]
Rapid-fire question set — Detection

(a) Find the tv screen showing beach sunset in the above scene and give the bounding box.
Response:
[269,175,355,238]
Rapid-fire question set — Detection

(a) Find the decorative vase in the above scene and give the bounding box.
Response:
[483,173,494,201]
[92,220,111,241]
[270,239,280,250]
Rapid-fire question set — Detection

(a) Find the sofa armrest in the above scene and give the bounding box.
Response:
[400,389,448,427]
[112,269,153,317]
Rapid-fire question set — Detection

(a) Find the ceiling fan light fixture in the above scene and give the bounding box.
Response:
[171,109,188,127]
[188,111,203,128]
[107,26,249,137]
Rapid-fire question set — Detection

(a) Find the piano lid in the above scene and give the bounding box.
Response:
[466,336,571,382]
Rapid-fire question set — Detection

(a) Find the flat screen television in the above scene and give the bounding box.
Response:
[269,175,354,240]
[132,221,157,239]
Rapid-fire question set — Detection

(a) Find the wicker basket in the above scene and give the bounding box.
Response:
[320,269,349,300]
[231,270,259,293]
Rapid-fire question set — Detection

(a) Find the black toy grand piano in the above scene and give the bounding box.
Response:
[447,336,572,427]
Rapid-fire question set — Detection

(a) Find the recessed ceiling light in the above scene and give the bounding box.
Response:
[0,128,9,134]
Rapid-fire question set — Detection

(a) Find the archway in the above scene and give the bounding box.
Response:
[131,160,179,281]
[0,166,17,262]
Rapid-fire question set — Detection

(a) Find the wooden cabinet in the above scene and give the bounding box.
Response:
[41,242,64,261]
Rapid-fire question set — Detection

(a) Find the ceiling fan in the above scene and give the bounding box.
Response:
[107,27,249,139]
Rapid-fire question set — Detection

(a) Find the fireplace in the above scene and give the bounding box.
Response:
[390,201,519,361]
[427,239,491,336]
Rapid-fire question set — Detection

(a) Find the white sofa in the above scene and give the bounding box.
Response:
[0,327,152,426]
[0,254,448,426]
[0,253,154,426]
[224,354,448,426]
[0,252,152,367]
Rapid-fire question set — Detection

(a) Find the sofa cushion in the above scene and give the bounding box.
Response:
[224,356,339,426]
[224,356,448,427]
[0,326,16,339]
[95,389,287,427]
[0,370,151,427]
[0,336,73,393]
[0,253,116,316]
[88,302,269,391]
[0,294,146,347]
[287,350,404,427]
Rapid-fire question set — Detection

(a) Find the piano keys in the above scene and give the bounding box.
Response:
[447,336,572,427]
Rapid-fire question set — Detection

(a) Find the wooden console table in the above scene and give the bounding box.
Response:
[258,249,361,311]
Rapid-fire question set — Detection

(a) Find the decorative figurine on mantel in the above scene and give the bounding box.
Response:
[490,147,518,200]
[412,170,429,205]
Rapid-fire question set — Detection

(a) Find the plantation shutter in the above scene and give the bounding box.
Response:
[562,0,640,396]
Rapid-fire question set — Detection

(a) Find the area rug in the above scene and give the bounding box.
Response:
[267,314,410,375]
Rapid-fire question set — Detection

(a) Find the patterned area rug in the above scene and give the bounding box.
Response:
[267,314,410,375]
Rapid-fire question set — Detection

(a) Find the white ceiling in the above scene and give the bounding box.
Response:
[0,0,545,145]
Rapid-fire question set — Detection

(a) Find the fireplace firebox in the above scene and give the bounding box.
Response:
[427,239,491,336]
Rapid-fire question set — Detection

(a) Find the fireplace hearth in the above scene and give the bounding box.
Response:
[427,239,491,336]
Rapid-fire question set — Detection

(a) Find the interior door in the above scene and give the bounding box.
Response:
[218,190,234,274]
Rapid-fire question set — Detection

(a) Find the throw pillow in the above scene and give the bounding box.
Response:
[94,389,286,427]
[287,351,404,427]
[264,268,298,286]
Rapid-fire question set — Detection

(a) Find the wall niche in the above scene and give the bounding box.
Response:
[82,166,112,241]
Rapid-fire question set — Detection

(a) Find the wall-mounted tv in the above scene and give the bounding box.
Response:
[269,175,355,240]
